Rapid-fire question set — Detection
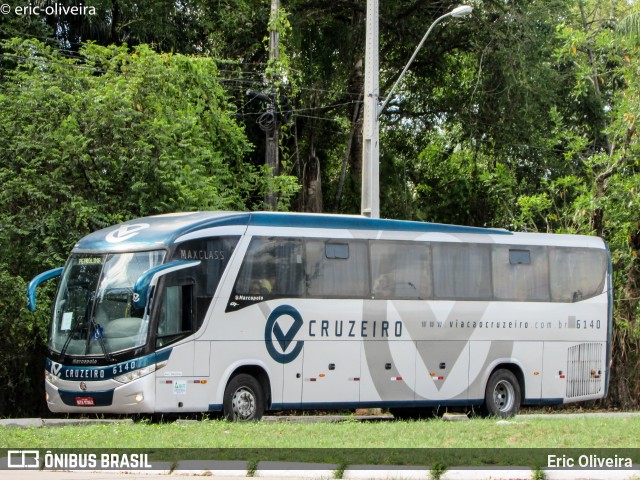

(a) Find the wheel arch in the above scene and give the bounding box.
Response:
[218,361,272,410]
[230,365,272,410]
[483,361,526,403]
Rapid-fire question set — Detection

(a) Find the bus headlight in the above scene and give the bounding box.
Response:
[45,370,57,384]
[114,364,156,384]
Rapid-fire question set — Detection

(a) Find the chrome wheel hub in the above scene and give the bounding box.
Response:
[232,387,256,419]
[493,379,515,412]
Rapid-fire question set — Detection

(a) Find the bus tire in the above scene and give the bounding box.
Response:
[223,373,265,421]
[483,369,521,418]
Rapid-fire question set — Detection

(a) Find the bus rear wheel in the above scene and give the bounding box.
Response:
[483,369,521,418]
[223,373,265,421]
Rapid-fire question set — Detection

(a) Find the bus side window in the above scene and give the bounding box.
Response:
[370,241,432,299]
[156,283,194,348]
[173,236,239,328]
[433,243,492,300]
[306,240,369,298]
[549,248,607,302]
[325,243,349,259]
[492,246,550,301]
[235,237,304,297]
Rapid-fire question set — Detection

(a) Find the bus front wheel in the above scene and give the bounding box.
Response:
[483,369,521,418]
[223,373,265,421]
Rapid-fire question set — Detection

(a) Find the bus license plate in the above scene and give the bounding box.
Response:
[75,397,94,406]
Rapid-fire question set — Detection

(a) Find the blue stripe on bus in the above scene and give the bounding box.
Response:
[74,212,511,251]
[208,400,484,412]
[209,397,564,413]
[245,213,511,236]
[45,348,172,382]
[523,398,564,406]
[269,400,484,410]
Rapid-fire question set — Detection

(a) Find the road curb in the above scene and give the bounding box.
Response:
[0,418,134,429]
[3,467,637,480]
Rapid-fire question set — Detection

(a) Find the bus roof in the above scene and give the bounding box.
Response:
[73,211,513,252]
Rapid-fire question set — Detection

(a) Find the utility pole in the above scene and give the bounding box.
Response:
[265,0,281,209]
[361,0,380,218]
[361,2,472,219]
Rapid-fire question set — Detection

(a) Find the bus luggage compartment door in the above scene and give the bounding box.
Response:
[301,340,360,406]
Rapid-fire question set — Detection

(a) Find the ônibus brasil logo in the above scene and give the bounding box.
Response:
[264,305,304,364]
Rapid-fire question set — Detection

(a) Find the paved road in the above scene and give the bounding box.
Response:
[2,468,640,480]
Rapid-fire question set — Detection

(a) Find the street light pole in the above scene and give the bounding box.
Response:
[361,4,473,218]
[361,0,380,219]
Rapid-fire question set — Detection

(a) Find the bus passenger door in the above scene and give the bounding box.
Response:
[301,340,360,406]
[152,279,210,412]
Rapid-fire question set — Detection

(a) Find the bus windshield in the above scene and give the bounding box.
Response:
[50,251,165,357]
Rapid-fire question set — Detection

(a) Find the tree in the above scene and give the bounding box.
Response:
[513,0,640,407]
[0,39,298,416]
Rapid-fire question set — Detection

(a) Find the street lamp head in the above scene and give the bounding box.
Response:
[451,5,473,17]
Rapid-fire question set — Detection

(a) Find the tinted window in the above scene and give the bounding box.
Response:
[325,243,349,259]
[370,242,432,299]
[306,240,369,297]
[156,284,194,348]
[549,248,607,302]
[235,237,304,296]
[163,236,239,335]
[433,243,492,299]
[509,249,531,265]
[493,246,550,301]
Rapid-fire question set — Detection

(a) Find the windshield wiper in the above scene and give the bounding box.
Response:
[89,317,114,362]
[59,300,114,363]
[59,315,87,362]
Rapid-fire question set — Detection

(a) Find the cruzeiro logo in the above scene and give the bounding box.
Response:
[105,223,150,244]
[264,305,304,364]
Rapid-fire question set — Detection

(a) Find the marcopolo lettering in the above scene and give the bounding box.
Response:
[71,358,98,365]
[309,319,403,338]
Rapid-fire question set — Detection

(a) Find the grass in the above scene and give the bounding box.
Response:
[2,416,639,449]
[1,416,639,468]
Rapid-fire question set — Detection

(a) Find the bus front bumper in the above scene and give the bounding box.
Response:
[45,371,156,414]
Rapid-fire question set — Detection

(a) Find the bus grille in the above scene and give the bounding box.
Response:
[566,343,603,398]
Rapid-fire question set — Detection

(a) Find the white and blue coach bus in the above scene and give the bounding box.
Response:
[28,212,612,419]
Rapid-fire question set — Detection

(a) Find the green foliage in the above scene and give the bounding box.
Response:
[0,38,300,416]
[4,416,640,449]
[265,6,296,92]
[0,39,259,277]
[0,266,52,416]
[253,165,301,211]
[531,468,547,480]
[508,0,640,405]
[429,462,448,480]
[2,0,640,413]
[333,463,347,479]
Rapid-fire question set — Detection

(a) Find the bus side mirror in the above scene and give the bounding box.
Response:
[133,260,200,310]
[27,267,64,312]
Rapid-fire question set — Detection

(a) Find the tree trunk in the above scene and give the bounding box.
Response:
[335,91,363,212]
[303,127,323,213]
